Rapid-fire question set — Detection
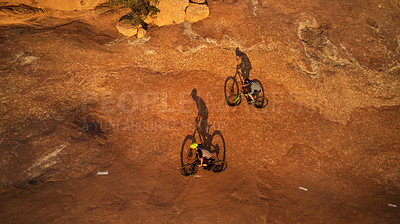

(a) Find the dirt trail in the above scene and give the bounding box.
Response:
[0,0,400,223]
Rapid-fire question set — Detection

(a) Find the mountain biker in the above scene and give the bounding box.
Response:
[236,47,252,80]
[243,78,261,103]
[190,142,213,167]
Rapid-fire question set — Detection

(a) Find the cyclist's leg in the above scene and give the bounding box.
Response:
[252,90,261,99]
[201,158,208,169]
[247,88,256,102]
[199,118,208,143]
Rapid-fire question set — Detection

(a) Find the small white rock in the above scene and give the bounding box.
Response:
[299,186,308,191]
[97,171,109,175]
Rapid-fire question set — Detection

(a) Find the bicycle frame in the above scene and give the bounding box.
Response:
[192,118,213,148]
[194,158,214,170]
[234,92,243,103]
[234,69,245,86]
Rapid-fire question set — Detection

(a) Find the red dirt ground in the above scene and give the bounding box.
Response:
[0,0,399,223]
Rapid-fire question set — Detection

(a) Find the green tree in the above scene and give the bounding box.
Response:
[108,0,159,27]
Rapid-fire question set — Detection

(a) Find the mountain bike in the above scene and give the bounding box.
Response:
[180,158,228,176]
[224,67,268,108]
[180,119,226,167]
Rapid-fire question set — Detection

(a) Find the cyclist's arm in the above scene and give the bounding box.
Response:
[236,58,244,70]
[236,56,241,66]
[243,83,250,94]
[237,63,243,70]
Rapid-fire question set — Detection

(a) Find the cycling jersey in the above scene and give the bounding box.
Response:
[249,80,261,95]
[197,144,212,159]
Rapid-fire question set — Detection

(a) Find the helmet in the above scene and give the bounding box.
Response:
[235,47,240,56]
[190,88,197,98]
[190,143,198,149]
[244,78,251,84]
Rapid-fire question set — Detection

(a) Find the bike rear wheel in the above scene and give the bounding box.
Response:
[254,96,268,108]
[224,76,240,106]
[210,130,226,161]
[181,135,196,167]
[251,79,268,108]
[252,79,265,99]
[180,163,198,176]
[211,161,228,173]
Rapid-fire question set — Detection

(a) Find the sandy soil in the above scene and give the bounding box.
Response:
[0,0,399,223]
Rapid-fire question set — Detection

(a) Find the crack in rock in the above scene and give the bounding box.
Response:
[25,144,67,179]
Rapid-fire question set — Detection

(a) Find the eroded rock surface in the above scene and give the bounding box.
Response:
[185,2,209,23]
[3,0,107,10]
[152,0,189,26]
[0,0,399,223]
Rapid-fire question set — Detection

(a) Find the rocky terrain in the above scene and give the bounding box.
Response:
[0,0,399,223]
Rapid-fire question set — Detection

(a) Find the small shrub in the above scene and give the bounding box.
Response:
[108,0,160,27]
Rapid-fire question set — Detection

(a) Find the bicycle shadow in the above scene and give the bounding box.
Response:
[180,89,226,166]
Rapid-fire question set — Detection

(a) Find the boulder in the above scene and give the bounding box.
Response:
[116,21,139,37]
[152,0,189,26]
[137,28,147,39]
[185,3,209,23]
[190,0,207,3]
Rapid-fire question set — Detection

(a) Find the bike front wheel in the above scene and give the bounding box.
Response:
[180,163,198,176]
[227,94,241,106]
[252,79,265,99]
[224,76,240,106]
[211,161,228,173]
[181,135,196,166]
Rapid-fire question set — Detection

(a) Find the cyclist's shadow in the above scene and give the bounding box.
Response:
[180,89,226,166]
[191,88,208,143]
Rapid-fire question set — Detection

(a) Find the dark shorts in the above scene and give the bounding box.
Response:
[252,90,261,97]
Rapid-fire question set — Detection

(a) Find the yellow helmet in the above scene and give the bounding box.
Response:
[190,143,198,149]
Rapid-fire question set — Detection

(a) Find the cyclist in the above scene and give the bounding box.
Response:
[243,78,261,104]
[190,142,213,167]
[236,47,252,80]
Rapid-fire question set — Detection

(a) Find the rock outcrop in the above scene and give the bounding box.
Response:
[2,0,211,38]
[147,0,210,27]
[185,3,209,23]
[152,0,189,26]
[118,0,210,38]
[4,0,107,11]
